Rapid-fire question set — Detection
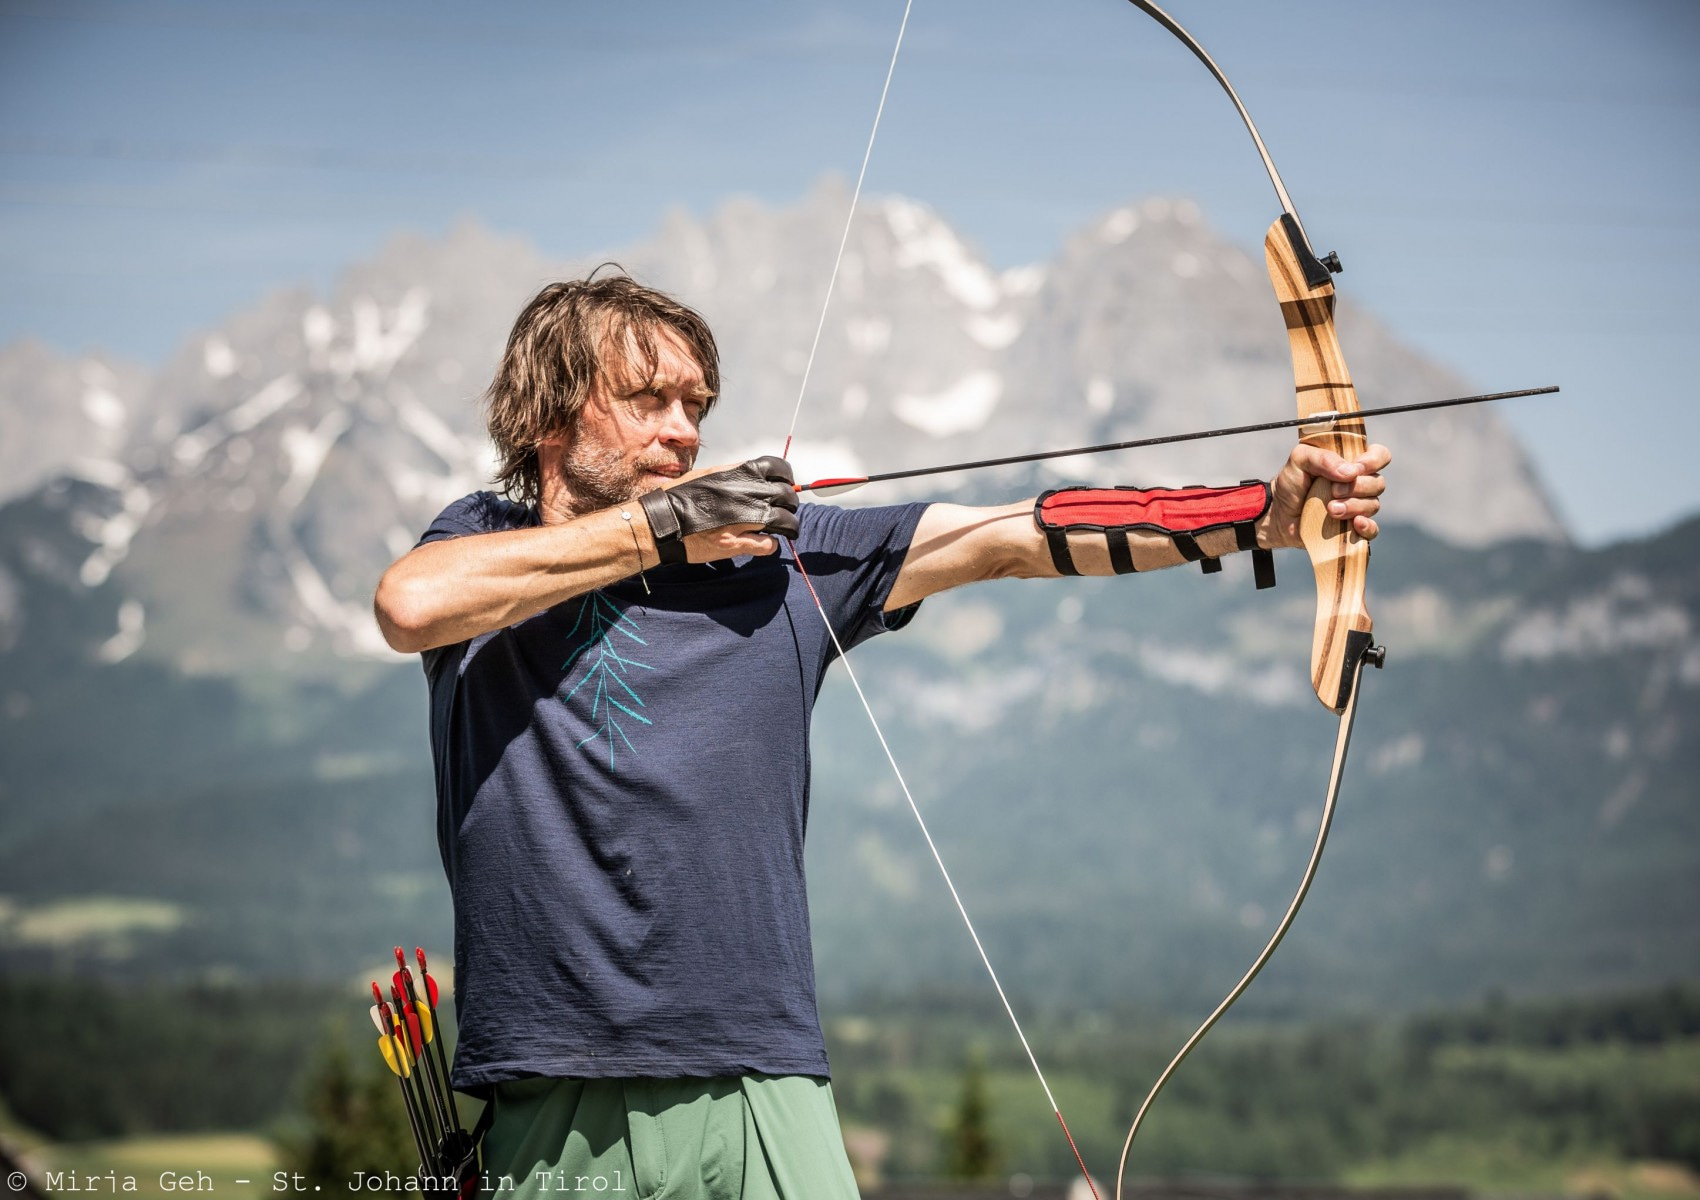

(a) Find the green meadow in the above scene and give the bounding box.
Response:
[4,979,1697,1195]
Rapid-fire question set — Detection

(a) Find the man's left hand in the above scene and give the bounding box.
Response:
[1257,442,1391,551]
[640,456,801,565]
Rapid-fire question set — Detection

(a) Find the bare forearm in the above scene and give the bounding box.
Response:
[375,507,654,653]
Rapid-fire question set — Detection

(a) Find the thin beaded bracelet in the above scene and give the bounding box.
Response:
[617,507,651,595]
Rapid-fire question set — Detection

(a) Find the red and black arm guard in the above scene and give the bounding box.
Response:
[1034,480,1276,588]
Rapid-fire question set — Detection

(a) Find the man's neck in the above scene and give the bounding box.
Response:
[537,484,576,526]
[537,473,639,526]
[536,446,591,525]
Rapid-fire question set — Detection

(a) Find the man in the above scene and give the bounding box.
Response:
[374,272,1387,1199]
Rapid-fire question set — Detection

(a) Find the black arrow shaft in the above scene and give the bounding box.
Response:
[395,1071,432,1169]
[405,984,454,1147]
[416,973,464,1136]
[798,385,1557,492]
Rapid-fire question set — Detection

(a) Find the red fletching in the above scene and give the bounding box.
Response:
[372,984,398,1034]
[414,948,441,1006]
[397,964,429,1015]
[799,476,869,498]
[389,985,418,1054]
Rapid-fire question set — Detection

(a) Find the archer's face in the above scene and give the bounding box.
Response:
[548,326,710,514]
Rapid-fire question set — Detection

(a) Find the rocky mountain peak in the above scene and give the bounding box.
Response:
[0,181,1564,676]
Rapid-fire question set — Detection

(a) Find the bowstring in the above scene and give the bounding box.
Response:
[1113,655,1369,1198]
[780,3,1100,1194]
[780,0,911,460]
[786,551,1098,1195]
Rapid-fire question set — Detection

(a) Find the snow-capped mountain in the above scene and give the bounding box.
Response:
[0,179,1562,678]
[3,185,1696,1010]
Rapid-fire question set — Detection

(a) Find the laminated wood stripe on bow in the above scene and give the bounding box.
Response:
[1265,218,1373,713]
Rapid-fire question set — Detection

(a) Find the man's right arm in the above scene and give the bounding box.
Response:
[375,458,801,653]
[374,507,660,654]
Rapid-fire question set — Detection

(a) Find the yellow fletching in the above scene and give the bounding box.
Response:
[416,1005,434,1044]
[378,1034,405,1077]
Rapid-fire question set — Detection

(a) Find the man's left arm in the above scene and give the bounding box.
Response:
[885,442,1390,612]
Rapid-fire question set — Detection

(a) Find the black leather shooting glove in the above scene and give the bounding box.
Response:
[638,456,801,565]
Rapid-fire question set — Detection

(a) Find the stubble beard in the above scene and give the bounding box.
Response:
[555,440,694,517]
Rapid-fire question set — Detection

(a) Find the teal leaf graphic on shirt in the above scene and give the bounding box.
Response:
[561,591,653,768]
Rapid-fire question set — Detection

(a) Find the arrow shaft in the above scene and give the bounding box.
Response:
[389,985,441,1151]
[398,974,453,1142]
[797,385,1556,493]
[402,952,465,1144]
[418,983,463,1135]
[377,987,433,1170]
[394,1068,432,1168]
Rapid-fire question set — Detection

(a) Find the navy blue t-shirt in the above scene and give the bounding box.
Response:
[417,493,928,1090]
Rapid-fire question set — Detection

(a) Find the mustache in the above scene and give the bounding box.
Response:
[637,450,696,474]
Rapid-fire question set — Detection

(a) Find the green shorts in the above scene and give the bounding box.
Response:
[479,1074,861,1200]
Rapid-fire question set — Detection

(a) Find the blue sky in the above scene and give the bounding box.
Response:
[2,0,1696,544]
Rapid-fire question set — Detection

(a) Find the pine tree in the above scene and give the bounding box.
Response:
[275,1039,419,1193]
[945,1049,998,1181]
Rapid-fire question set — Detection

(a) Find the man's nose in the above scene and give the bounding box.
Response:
[658,400,700,446]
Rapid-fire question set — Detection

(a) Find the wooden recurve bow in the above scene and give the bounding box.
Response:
[787,7,1389,1195]
[1114,5,1385,1196]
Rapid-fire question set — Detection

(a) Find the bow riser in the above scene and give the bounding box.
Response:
[1265,219,1374,713]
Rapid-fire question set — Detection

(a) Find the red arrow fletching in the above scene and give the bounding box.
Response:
[415,948,440,1006]
[800,477,869,498]
[389,985,417,1055]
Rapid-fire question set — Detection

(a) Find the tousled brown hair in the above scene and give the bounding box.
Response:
[484,267,720,505]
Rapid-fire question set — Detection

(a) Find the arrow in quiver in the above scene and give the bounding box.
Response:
[368,948,481,1199]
